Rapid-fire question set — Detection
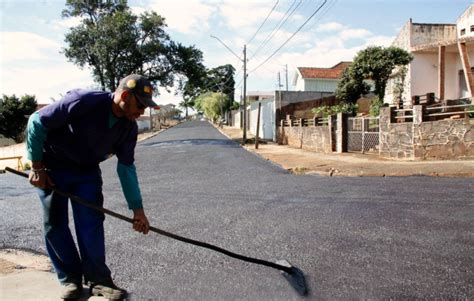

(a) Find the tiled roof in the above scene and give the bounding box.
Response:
[298,62,351,79]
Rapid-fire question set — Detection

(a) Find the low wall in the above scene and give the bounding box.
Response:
[379,119,415,159]
[0,143,28,170]
[277,126,332,153]
[414,119,474,159]
[379,107,474,159]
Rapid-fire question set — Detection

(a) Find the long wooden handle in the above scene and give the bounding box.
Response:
[5,167,293,274]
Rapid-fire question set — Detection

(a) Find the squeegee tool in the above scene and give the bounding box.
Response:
[6,167,308,296]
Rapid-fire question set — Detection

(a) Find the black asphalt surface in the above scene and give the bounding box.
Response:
[1,120,473,300]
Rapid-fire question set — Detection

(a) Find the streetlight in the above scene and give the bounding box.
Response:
[210,35,247,144]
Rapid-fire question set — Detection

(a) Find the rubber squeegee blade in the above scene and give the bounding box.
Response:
[276,259,308,296]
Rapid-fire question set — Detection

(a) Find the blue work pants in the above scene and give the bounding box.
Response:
[36,168,112,285]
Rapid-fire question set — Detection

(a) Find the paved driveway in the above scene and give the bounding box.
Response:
[1,121,473,300]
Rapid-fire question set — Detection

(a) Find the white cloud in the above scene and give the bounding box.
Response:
[316,22,344,32]
[218,1,284,29]
[363,35,395,47]
[0,32,62,62]
[148,0,216,34]
[2,64,93,103]
[340,28,372,40]
[49,16,83,30]
[0,32,94,103]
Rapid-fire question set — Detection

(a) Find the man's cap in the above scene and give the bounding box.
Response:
[119,74,158,108]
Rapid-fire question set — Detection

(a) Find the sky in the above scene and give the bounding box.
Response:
[0,0,472,109]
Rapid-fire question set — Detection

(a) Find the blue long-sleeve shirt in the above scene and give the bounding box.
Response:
[26,89,143,209]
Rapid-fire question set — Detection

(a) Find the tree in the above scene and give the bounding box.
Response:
[179,98,194,118]
[193,92,227,122]
[204,64,235,112]
[353,46,413,103]
[62,0,205,93]
[336,46,413,116]
[0,95,37,142]
[335,67,370,104]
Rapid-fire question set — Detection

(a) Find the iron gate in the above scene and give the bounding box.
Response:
[347,117,379,153]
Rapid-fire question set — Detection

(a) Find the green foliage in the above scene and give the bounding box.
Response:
[62,0,205,93]
[230,101,240,110]
[391,66,408,107]
[336,46,413,112]
[184,64,235,115]
[465,105,474,118]
[369,97,383,117]
[203,64,235,111]
[335,67,370,104]
[311,103,358,118]
[193,92,227,122]
[178,98,195,117]
[0,94,37,143]
[353,46,413,102]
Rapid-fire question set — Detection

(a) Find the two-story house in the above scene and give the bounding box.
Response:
[385,4,474,107]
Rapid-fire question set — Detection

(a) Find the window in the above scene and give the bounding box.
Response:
[460,28,466,35]
[471,25,474,32]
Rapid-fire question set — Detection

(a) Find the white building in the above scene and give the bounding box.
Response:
[385,4,474,107]
[292,62,351,92]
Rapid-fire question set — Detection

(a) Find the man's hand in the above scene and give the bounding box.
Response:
[28,162,54,189]
[133,208,150,234]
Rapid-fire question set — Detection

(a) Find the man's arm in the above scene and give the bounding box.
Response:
[26,112,54,189]
[117,162,150,234]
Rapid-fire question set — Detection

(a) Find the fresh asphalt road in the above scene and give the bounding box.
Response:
[1,120,473,300]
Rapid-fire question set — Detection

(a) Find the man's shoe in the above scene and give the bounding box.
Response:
[90,283,128,300]
[61,282,82,300]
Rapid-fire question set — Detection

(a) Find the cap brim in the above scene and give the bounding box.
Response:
[136,95,158,108]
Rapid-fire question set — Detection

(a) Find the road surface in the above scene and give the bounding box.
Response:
[1,121,472,300]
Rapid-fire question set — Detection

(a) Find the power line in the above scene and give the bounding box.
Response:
[247,0,280,45]
[248,0,300,60]
[249,0,329,75]
[253,0,303,58]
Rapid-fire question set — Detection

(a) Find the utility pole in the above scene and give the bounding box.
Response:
[285,64,289,91]
[278,71,281,90]
[277,72,283,123]
[242,44,247,145]
[210,35,247,144]
[149,107,153,131]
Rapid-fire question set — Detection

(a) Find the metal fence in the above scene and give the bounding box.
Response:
[348,117,379,153]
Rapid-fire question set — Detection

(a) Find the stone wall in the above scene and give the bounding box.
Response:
[379,106,474,160]
[414,119,474,159]
[277,125,332,153]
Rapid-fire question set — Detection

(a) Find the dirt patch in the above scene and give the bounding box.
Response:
[0,249,51,275]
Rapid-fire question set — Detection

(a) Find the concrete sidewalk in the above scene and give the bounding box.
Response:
[0,249,107,300]
[218,125,474,178]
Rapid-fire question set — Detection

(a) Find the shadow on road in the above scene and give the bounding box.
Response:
[138,138,240,149]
